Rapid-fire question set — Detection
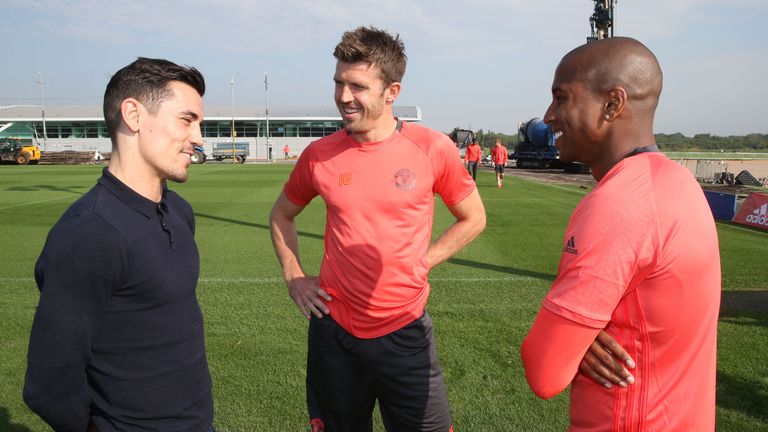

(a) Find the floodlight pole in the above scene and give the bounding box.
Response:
[35,71,48,151]
[265,72,271,163]
[231,77,236,164]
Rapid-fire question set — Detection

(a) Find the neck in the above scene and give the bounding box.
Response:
[349,116,398,143]
[107,148,163,202]
[591,137,657,182]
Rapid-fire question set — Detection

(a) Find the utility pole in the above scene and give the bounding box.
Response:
[265,72,271,162]
[231,77,236,164]
[35,72,48,151]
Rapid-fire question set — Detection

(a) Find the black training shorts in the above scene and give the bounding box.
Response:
[306,311,452,432]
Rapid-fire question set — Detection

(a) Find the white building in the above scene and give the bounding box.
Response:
[0,105,421,161]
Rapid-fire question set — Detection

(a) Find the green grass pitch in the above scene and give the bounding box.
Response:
[1,164,766,431]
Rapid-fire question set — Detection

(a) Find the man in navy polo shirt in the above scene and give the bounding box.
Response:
[24,58,215,432]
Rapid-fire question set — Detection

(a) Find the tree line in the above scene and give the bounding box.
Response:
[654,133,768,151]
[462,129,768,152]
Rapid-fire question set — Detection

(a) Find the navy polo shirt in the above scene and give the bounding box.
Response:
[24,168,213,432]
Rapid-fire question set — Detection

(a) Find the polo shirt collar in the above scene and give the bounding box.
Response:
[98,167,167,219]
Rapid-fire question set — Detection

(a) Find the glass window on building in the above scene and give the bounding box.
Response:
[269,122,285,137]
[285,123,298,137]
[2,122,35,139]
[98,124,110,138]
[85,122,99,138]
[241,121,259,137]
[298,122,312,137]
[33,123,50,139]
[44,125,59,139]
[70,122,86,139]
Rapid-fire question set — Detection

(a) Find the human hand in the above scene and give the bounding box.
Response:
[579,331,636,389]
[287,276,331,319]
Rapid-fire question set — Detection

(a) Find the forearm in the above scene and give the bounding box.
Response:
[24,267,108,430]
[424,218,483,269]
[24,363,91,431]
[269,197,306,282]
[521,308,601,399]
[424,190,485,269]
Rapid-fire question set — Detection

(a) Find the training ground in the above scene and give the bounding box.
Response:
[1,164,766,431]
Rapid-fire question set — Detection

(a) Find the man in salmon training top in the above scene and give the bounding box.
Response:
[270,26,486,432]
[521,37,720,431]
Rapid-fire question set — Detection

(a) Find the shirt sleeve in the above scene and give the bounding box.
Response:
[24,215,123,431]
[521,308,602,399]
[543,186,657,328]
[433,136,475,206]
[283,143,318,207]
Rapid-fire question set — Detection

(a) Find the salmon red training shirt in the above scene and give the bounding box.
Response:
[535,153,720,431]
[464,143,482,162]
[491,145,508,165]
[283,121,475,338]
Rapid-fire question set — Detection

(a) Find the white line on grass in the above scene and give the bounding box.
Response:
[1,275,547,284]
[0,194,80,211]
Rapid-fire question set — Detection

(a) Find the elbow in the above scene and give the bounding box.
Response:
[521,340,569,400]
[524,375,565,400]
[477,212,487,234]
[23,366,91,431]
[469,209,486,239]
[23,385,90,431]
[22,386,43,415]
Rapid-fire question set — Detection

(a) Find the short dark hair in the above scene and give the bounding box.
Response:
[103,57,205,140]
[333,26,407,86]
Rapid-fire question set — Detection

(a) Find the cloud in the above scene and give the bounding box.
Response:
[3,0,766,134]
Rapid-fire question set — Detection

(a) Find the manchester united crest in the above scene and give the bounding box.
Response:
[394,169,416,191]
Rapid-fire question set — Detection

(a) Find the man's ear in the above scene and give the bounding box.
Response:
[385,82,401,103]
[121,98,142,133]
[603,87,627,122]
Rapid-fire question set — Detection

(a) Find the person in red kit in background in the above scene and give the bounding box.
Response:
[491,139,508,188]
[464,138,482,181]
[521,37,720,431]
[269,26,485,432]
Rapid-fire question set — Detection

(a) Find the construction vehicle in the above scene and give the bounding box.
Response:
[190,145,206,164]
[512,1,613,173]
[0,138,41,165]
[514,119,591,174]
[587,0,615,43]
[448,128,475,158]
[513,118,558,169]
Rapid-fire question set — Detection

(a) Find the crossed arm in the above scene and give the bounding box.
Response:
[522,308,636,399]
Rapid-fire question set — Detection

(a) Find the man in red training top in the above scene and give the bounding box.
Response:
[464,138,482,181]
[491,139,508,188]
[270,26,485,432]
[521,37,720,431]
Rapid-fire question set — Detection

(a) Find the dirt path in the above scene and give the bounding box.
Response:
[501,167,761,197]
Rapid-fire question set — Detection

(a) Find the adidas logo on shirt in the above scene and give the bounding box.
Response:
[563,236,578,255]
[746,203,768,226]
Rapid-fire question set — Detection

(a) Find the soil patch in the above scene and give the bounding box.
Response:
[503,167,763,197]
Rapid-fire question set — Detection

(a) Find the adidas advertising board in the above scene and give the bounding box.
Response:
[732,192,768,231]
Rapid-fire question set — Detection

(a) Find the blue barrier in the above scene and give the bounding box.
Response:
[703,190,737,220]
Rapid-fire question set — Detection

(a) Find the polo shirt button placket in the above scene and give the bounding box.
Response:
[157,203,175,249]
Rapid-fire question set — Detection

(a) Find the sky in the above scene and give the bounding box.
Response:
[1,0,766,137]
